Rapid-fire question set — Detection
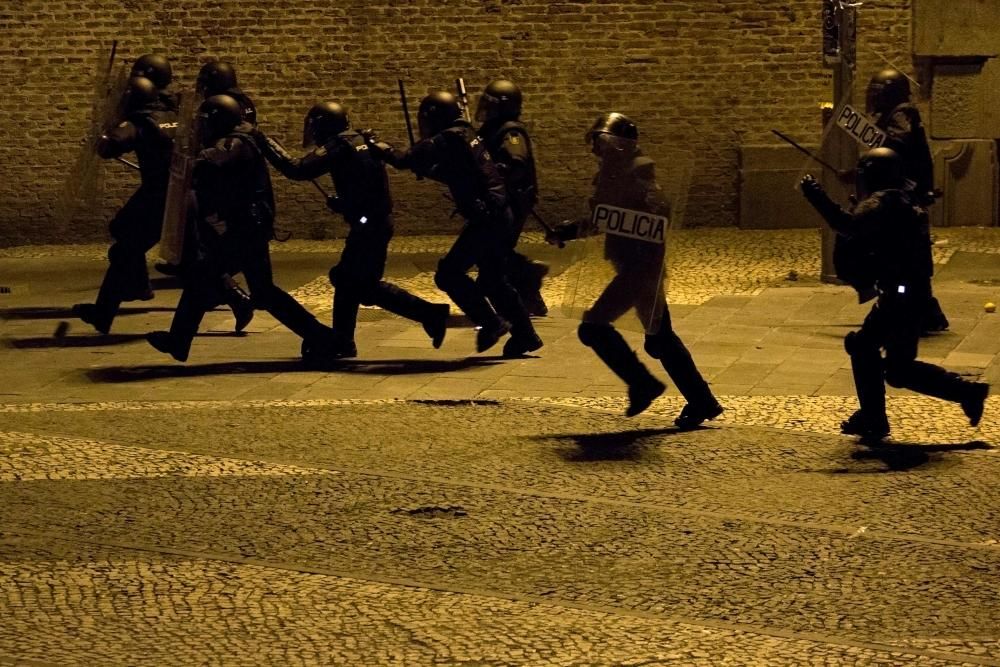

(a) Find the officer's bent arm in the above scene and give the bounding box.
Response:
[258,133,329,181]
[96,121,138,159]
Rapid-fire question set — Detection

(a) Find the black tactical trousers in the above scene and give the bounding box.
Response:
[436,217,535,339]
[848,289,974,424]
[582,265,715,407]
[94,186,165,321]
[169,226,330,357]
[329,218,441,342]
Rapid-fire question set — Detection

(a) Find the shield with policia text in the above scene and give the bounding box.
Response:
[159,90,198,266]
[56,41,128,229]
[560,200,671,335]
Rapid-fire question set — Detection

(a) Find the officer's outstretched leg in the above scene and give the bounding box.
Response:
[477,247,541,358]
[579,321,664,417]
[244,257,339,359]
[843,326,890,440]
[507,250,549,317]
[645,312,722,430]
[147,259,221,362]
[366,282,450,350]
[436,229,509,353]
[883,337,989,427]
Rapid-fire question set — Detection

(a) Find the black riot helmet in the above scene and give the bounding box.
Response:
[417,91,462,140]
[130,54,172,90]
[475,79,522,123]
[196,94,243,147]
[302,101,350,148]
[122,76,159,113]
[866,68,912,116]
[585,112,639,157]
[857,147,905,196]
[196,61,238,96]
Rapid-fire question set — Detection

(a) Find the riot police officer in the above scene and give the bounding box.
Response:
[549,113,722,426]
[129,53,177,110]
[475,79,549,317]
[866,68,949,333]
[196,61,257,126]
[73,74,176,334]
[801,148,988,441]
[146,95,337,362]
[257,101,450,357]
[377,90,542,357]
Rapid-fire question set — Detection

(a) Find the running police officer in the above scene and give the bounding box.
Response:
[146,95,337,362]
[376,90,542,357]
[475,79,549,317]
[73,72,177,334]
[866,68,949,333]
[548,113,723,426]
[801,148,988,441]
[257,101,450,357]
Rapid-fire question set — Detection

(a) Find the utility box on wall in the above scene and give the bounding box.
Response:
[930,139,999,228]
[738,144,822,229]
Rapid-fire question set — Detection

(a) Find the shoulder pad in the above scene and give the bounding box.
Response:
[631,156,656,176]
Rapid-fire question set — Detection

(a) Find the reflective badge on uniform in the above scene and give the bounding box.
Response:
[591,204,667,244]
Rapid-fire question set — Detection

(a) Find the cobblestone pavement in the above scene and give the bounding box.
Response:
[2,229,1000,665]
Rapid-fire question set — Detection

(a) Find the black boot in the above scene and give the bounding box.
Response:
[146,330,189,362]
[72,303,112,335]
[224,283,255,333]
[421,303,451,349]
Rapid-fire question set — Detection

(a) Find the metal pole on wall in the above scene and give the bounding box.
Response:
[820,0,859,283]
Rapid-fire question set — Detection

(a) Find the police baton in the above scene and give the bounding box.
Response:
[530,209,564,249]
[397,78,422,181]
[771,129,851,178]
[115,157,139,171]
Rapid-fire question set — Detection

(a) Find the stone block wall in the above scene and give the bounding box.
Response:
[0,0,912,246]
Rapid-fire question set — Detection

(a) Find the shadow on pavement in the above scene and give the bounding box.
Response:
[544,427,678,462]
[6,330,242,350]
[7,333,149,349]
[85,356,504,383]
[835,440,993,473]
[0,306,176,320]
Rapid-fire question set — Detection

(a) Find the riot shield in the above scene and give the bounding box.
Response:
[159,90,198,265]
[560,201,669,335]
[56,42,128,227]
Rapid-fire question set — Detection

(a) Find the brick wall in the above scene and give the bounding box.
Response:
[0,0,912,246]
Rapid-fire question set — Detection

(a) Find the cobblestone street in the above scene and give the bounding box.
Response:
[1,228,999,666]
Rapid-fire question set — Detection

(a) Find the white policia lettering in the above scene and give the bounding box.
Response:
[835,104,886,149]
[592,204,667,244]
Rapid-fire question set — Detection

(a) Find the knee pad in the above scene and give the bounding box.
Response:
[435,267,459,293]
[884,363,909,389]
[107,243,128,264]
[844,331,858,356]
[578,322,612,347]
[643,334,666,359]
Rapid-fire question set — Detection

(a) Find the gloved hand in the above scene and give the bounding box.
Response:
[545,220,574,247]
[799,174,825,201]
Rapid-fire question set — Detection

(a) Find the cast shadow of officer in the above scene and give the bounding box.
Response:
[541,427,680,462]
[837,440,993,473]
[84,356,503,383]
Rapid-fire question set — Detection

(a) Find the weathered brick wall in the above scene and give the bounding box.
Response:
[0,0,912,246]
